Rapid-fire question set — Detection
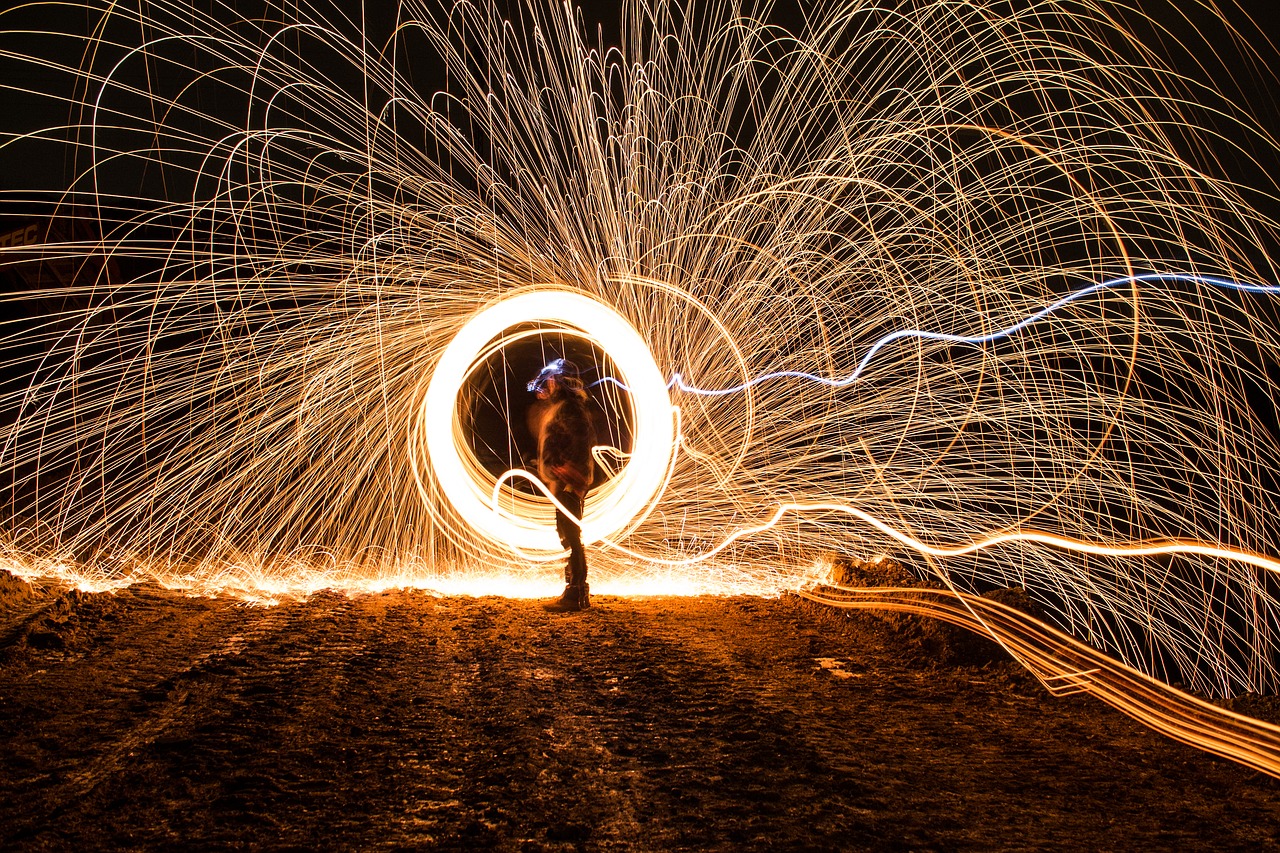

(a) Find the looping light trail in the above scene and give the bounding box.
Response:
[416,289,675,553]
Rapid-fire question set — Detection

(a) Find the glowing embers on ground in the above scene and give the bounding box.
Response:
[415,289,676,556]
[0,548,801,605]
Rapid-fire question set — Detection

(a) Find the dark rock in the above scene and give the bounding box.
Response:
[829,554,934,589]
[0,570,36,609]
[26,627,65,651]
[1217,692,1280,725]
[982,586,1045,621]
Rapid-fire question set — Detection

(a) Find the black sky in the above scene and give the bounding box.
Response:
[1,1,1278,224]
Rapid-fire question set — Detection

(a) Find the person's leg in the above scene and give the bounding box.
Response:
[559,490,587,587]
[546,487,589,610]
[553,487,579,556]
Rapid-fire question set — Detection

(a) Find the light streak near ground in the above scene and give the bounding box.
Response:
[3,0,1280,767]
[802,583,1280,778]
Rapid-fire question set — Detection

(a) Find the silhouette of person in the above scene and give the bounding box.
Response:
[526,358,597,611]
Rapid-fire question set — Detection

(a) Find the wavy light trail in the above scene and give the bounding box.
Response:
[802,584,1280,779]
[598,272,1280,397]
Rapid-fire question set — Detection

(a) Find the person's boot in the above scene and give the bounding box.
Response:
[568,551,589,610]
[542,583,587,613]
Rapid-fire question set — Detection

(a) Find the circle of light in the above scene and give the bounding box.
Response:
[423,290,675,553]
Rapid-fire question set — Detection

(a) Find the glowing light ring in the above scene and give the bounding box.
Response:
[423,290,675,553]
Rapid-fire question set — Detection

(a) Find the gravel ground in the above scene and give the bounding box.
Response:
[0,573,1277,850]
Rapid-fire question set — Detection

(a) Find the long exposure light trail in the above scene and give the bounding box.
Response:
[4,0,1280,774]
[574,497,1280,578]
[661,272,1280,396]
[416,288,675,552]
[802,584,1280,778]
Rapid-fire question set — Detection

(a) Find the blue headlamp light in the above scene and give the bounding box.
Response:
[527,358,568,393]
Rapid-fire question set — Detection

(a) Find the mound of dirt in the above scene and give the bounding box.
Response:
[0,574,131,660]
[0,569,36,609]
[823,553,1045,668]
[1218,692,1280,725]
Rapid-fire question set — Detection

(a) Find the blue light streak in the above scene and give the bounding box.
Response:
[589,273,1280,397]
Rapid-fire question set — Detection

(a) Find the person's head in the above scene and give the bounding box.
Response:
[527,358,583,399]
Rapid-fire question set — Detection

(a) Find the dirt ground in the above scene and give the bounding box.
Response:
[1,573,1278,851]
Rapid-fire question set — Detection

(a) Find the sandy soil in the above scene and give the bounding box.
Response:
[1,572,1277,850]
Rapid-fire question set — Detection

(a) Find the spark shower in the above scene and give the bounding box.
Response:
[4,0,1280,770]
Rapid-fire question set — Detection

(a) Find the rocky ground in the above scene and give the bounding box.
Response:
[1,570,1278,850]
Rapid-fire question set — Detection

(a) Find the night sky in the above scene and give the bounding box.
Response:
[2,1,1277,200]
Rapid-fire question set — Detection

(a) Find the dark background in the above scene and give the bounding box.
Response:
[3,1,1274,195]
